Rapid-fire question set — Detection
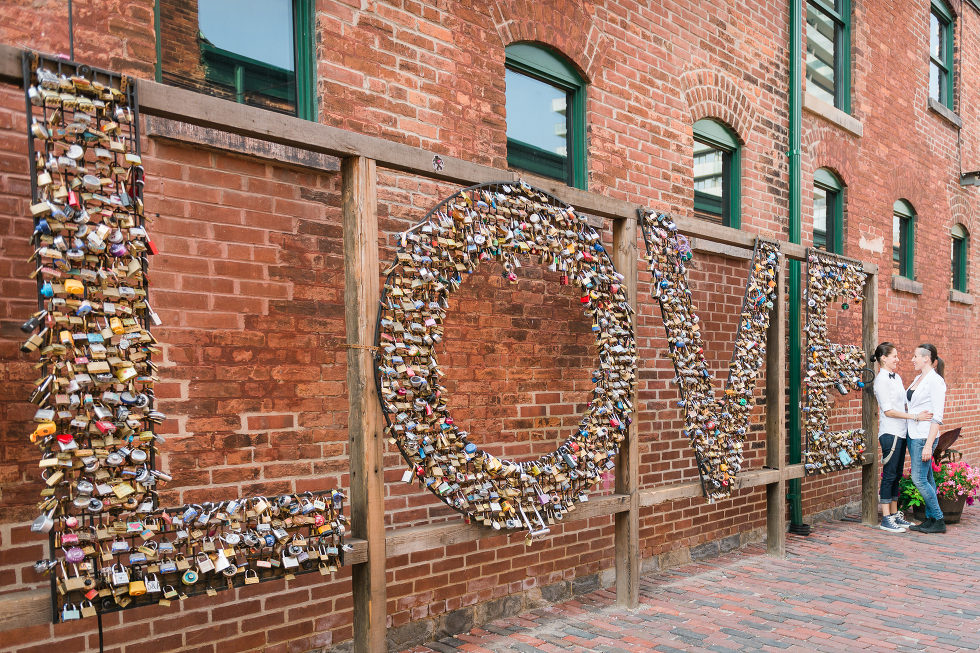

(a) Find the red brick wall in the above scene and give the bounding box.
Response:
[0,0,155,78]
[2,0,980,651]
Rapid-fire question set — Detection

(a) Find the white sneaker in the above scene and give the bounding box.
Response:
[879,515,906,533]
[893,512,913,528]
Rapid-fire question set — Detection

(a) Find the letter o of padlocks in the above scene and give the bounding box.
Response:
[375,181,636,538]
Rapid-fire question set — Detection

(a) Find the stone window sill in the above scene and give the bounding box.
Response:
[950,289,974,305]
[891,276,923,295]
[928,98,962,129]
[802,92,864,137]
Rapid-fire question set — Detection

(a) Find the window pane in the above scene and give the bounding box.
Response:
[952,235,966,291]
[199,0,295,71]
[893,213,902,276]
[806,3,837,105]
[813,186,828,250]
[953,233,963,290]
[693,139,728,224]
[694,141,724,197]
[505,69,569,158]
[931,12,941,59]
[930,62,941,101]
[161,0,299,116]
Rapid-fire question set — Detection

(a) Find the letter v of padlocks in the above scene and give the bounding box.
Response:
[639,210,780,501]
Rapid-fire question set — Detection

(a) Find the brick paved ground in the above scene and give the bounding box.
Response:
[403,509,980,652]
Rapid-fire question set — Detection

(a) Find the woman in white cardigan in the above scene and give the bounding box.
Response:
[905,343,947,534]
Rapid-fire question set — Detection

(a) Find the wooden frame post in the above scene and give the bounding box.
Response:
[612,215,639,608]
[343,156,387,653]
[766,254,799,558]
[765,248,787,557]
[861,270,880,525]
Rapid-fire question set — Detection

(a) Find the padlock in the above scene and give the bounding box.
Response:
[61,602,81,622]
[145,573,161,593]
[181,569,198,585]
[244,569,260,585]
[128,568,147,596]
[196,553,215,574]
[111,564,129,587]
[213,549,230,573]
[80,600,97,618]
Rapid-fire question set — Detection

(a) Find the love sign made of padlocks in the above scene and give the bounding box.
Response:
[23,55,871,585]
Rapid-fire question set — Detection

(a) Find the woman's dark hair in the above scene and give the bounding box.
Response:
[917,343,944,378]
[872,342,896,365]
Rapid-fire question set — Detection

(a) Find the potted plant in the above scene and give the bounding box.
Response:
[898,428,980,524]
[932,460,980,523]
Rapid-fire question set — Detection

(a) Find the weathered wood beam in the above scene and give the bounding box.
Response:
[766,253,788,557]
[342,156,387,653]
[612,216,639,608]
[861,271,881,525]
[384,493,630,558]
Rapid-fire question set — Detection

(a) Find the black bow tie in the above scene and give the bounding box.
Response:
[889,373,896,379]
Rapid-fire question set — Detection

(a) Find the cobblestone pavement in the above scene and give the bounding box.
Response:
[404,511,980,652]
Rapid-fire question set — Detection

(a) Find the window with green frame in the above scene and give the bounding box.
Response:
[157,0,316,120]
[893,200,916,279]
[813,168,843,253]
[930,0,955,110]
[951,224,968,292]
[693,119,740,228]
[505,43,587,189]
[805,0,851,112]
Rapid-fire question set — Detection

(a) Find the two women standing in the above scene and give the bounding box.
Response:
[872,343,947,534]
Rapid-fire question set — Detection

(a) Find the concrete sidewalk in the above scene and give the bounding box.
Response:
[405,510,980,652]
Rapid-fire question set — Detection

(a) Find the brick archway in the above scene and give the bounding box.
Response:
[680,68,757,142]
[488,0,609,81]
[803,124,856,186]
[886,166,931,218]
[950,191,977,237]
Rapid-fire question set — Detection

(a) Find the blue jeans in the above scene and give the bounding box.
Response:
[878,433,906,505]
[907,438,943,520]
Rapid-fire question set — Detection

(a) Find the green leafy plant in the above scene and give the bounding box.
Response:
[898,475,924,510]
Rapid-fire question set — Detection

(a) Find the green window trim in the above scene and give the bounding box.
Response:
[814,168,844,254]
[693,118,740,229]
[952,224,968,292]
[293,0,317,121]
[806,0,851,113]
[893,200,916,280]
[505,43,587,190]
[931,0,955,110]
